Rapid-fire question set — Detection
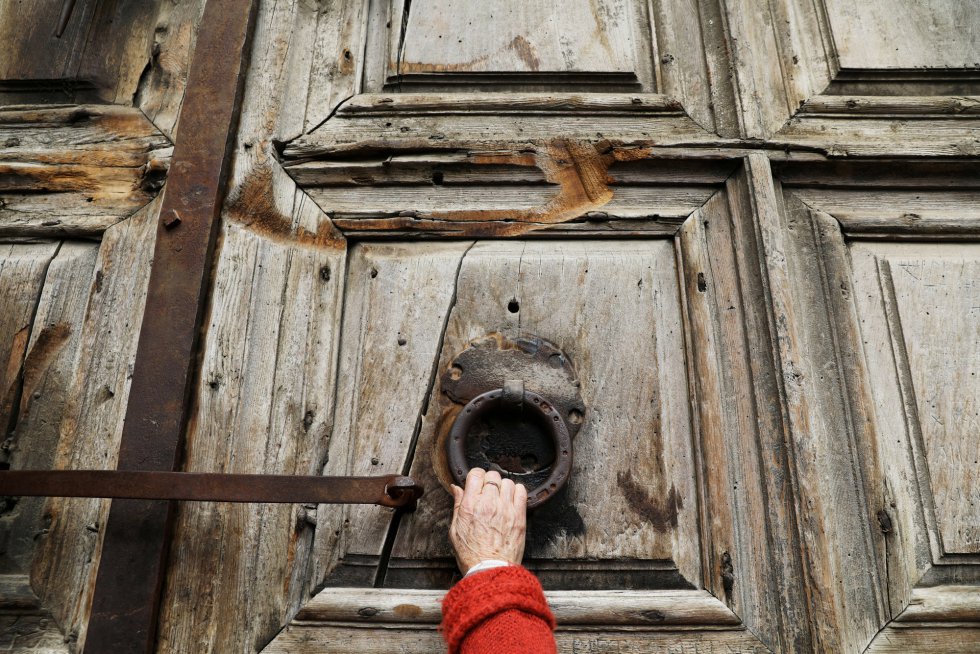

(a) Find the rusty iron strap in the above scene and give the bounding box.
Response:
[85,0,258,651]
[0,471,423,509]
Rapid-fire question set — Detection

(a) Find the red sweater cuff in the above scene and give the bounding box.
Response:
[440,566,556,653]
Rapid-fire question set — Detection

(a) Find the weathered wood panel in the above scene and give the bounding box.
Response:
[0,1,159,104]
[887,252,980,555]
[154,0,350,651]
[0,105,171,237]
[291,588,739,626]
[735,160,890,652]
[30,197,160,651]
[267,623,767,654]
[679,186,815,652]
[386,240,698,590]
[823,0,980,70]
[0,243,58,441]
[0,242,99,575]
[263,587,769,653]
[0,574,67,653]
[851,243,980,562]
[395,0,641,83]
[311,242,472,587]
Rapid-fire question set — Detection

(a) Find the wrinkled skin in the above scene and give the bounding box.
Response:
[449,468,528,575]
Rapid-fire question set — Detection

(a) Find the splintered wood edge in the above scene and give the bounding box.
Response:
[896,587,980,623]
[293,588,739,627]
[336,93,686,116]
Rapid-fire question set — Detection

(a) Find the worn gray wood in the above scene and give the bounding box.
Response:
[396,0,640,82]
[267,625,767,654]
[291,588,739,625]
[154,1,350,651]
[737,158,889,652]
[311,242,472,588]
[0,105,171,237]
[823,0,980,70]
[387,240,698,589]
[0,575,67,653]
[29,196,160,651]
[679,186,813,652]
[0,242,99,575]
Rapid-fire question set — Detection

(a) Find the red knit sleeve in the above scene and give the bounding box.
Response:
[440,566,557,654]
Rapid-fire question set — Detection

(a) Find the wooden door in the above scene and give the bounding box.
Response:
[0,1,977,652]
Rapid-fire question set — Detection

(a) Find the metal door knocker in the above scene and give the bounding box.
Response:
[437,334,586,508]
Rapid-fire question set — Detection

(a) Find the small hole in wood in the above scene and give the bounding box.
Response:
[432,171,444,185]
[507,299,520,313]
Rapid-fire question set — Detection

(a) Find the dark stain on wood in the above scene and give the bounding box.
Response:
[616,470,681,532]
[525,485,586,553]
[226,162,345,250]
[19,323,72,410]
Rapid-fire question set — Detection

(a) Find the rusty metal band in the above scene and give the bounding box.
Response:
[85,1,258,652]
[0,471,423,509]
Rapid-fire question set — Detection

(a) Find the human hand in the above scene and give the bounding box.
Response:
[449,468,528,575]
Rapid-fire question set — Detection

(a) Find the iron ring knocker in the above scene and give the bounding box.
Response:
[446,386,573,509]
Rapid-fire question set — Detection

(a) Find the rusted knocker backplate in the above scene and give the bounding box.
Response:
[433,333,586,498]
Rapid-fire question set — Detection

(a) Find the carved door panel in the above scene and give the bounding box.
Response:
[0,0,977,653]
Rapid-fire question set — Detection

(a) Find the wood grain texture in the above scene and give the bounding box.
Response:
[134,1,208,140]
[887,251,980,556]
[0,575,68,653]
[712,0,833,138]
[266,624,768,654]
[29,196,160,651]
[0,105,171,237]
[774,116,980,158]
[291,588,738,626]
[679,186,812,652]
[154,0,348,651]
[387,240,698,590]
[296,0,368,137]
[311,242,471,588]
[866,625,980,654]
[0,243,99,575]
[850,243,980,576]
[0,1,160,104]
[396,0,640,81]
[738,158,889,652]
[823,0,980,70]
[0,243,58,440]
[283,93,711,158]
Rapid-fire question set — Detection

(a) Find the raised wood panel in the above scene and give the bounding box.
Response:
[311,242,472,588]
[376,0,656,92]
[0,1,160,104]
[386,240,698,590]
[394,0,643,86]
[824,0,980,70]
[850,243,980,560]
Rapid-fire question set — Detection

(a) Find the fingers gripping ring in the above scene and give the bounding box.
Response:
[447,388,573,509]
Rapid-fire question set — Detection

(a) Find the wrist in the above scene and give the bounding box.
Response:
[463,559,513,577]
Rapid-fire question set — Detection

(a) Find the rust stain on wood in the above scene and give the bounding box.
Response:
[393,604,423,619]
[226,161,345,250]
[508,36,540,71]
[387,139,617,237]
[616,470,681,532]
